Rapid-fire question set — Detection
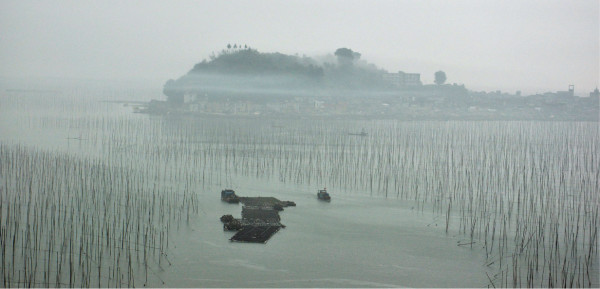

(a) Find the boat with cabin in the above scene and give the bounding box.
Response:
[221,189,240,203]
[317,188,331,201]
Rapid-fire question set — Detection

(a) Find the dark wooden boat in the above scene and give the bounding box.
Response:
[317,188,331,201]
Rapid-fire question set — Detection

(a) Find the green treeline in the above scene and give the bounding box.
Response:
[191,48,324,79]
[163,46,392,101]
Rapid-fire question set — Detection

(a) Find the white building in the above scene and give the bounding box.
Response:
[383,71,422,87]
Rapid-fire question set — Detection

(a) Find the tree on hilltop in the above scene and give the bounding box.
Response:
[334,48,360,68]
[434,71,447,85]
[334,48,355,59]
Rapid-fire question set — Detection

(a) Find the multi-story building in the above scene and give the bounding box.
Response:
[383,71,422,87]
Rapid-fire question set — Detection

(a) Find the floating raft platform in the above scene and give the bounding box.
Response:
[230,226,282,243]
[241,206,281,224]
[224,196,295,243]
[238,196,296,208]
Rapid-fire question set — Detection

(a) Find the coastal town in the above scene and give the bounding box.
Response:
[138,47,599,121]
[139,78,599,121]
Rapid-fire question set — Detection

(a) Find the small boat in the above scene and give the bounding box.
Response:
[349,129,367,137]
[317,188,331,201]
[221,189,240,203]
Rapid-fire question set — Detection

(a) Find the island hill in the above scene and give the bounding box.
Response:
[144,45,598,121]
[162,46,409,101]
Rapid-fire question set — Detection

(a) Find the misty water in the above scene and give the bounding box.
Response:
[1,87,598,288]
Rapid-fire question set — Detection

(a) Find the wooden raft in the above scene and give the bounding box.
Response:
[227,196,295,243]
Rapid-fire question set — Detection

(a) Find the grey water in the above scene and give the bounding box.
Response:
[1,87,598,288]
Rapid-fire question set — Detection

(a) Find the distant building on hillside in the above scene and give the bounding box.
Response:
[590,87,600,98]
[383,71,422,87]
[554,85,575,97]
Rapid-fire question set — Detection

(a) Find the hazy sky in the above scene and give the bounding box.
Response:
[1,0,598,95]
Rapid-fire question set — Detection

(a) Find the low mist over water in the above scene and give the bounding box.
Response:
[0,84,598,287]
[1,1,598,287]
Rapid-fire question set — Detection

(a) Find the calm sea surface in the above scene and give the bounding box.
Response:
[1,89,597,287]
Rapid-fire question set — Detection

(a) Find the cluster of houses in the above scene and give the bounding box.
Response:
[140,71,598,121]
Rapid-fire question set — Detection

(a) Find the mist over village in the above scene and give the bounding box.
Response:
[140,45,599,121]
[1,1,598,288]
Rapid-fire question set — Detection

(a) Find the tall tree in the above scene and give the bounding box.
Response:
[334,48,358,68]
[334,48,355,60]
[434,71,447,85]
